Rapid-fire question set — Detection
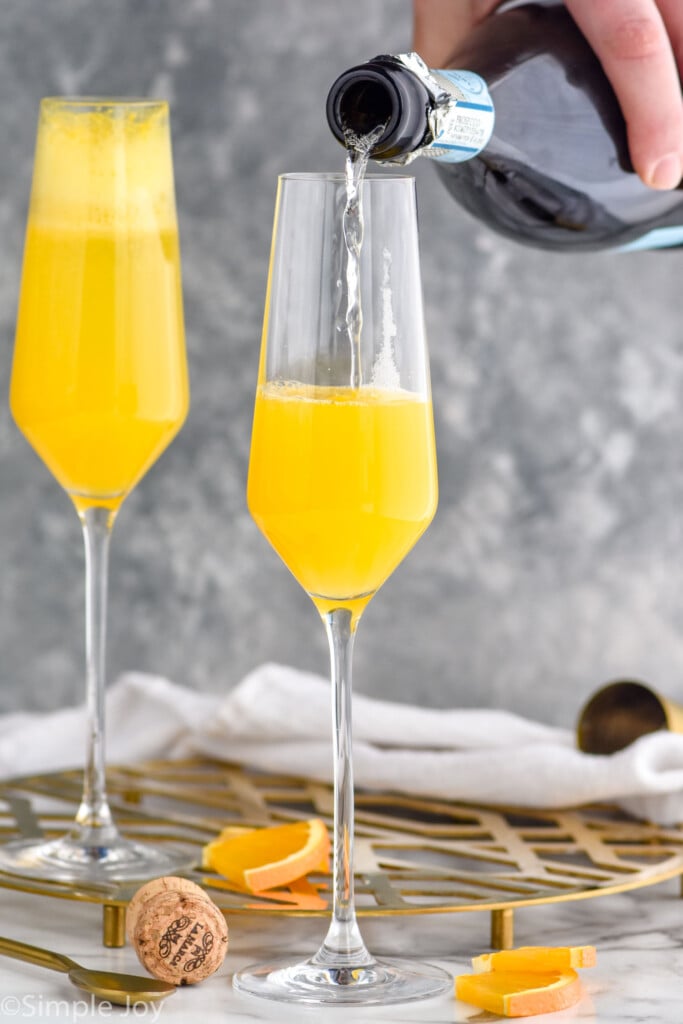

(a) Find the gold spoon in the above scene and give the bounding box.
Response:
[0,934,176,1005]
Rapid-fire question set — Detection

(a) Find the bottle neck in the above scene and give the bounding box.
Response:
[326,56,432,161]
[327,54,495,165]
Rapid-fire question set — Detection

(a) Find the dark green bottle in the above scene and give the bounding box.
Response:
[326,0,683,253]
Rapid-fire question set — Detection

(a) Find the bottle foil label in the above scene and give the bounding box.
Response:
[427,69,495,162]
[390,54,495,165]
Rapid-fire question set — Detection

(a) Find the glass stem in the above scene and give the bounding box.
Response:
[313,608,374,969]
[74,506,117,840]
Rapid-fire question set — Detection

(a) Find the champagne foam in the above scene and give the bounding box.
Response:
[29,100,177,231]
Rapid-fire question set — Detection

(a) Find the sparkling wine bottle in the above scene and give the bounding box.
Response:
[326,0,683,253]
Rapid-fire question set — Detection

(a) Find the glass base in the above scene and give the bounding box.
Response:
[233,955,452,1007]
[0,833,194,883]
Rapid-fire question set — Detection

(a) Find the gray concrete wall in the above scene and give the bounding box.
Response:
[0,0,681,731]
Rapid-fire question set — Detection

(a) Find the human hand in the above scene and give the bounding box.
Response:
[412,0,683,190]
[565,1,683,189]
[412,0,500,69]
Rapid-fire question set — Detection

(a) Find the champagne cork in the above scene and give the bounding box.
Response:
[127,876,228,985]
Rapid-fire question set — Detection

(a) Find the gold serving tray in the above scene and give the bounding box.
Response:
[0,758,681,949]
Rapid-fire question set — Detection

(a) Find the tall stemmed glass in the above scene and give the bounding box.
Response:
[236,173,450,1005]
[2,98,190,881]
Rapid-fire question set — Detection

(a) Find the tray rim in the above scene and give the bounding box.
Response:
[0,757,680,918]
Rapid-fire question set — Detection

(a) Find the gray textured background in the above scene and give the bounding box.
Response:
[0,0,681,730]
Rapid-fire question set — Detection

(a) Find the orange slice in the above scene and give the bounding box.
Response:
[456,968,582,1017]
[201,818,330,893]
[472,945,596,974]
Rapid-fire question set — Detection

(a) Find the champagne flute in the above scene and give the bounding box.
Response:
[2,98,190,881]
[235,173,450,1005]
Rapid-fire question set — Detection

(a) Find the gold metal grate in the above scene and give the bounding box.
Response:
[0,758,681,949]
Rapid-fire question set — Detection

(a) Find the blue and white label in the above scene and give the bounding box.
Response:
[427,69,495,163]
[392,53,495,165]
[617,224,683,252]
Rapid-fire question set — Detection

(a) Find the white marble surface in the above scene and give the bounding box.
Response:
[0,877,679,1022]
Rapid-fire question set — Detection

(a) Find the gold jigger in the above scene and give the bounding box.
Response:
[577,679,683,754]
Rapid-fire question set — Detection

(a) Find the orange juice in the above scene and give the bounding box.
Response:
[10,100,188,512]
[247,382,438,616]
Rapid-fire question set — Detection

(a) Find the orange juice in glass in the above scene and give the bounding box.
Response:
[11,99,188,510]
[237,173,447,1006]
[248,382,437,621]
[2,99,189,882]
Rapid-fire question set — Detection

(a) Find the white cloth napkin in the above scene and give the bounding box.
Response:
[1,662,683,825]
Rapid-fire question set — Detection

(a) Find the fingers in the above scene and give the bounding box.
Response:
[412,0,500,68]
[565,0,683,189]
[655,0,683,66]
[413,0,475,67]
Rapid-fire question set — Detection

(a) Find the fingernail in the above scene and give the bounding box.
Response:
[647,154,682,190]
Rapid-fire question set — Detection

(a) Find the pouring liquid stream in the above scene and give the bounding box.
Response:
[340,123,386,388]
